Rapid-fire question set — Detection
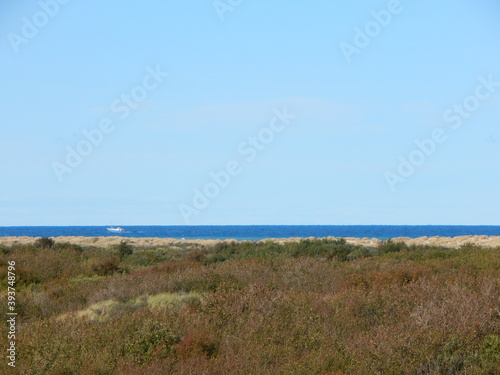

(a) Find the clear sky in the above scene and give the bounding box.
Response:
[1,0,499,225]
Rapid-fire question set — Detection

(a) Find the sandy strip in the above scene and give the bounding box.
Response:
[1,235,500,248]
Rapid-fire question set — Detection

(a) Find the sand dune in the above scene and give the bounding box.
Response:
[1,235,500,248]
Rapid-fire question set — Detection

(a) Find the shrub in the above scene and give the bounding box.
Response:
[346,247,372,261]
[480,334,500,369]
[172,272,244,293]
[124,251,170,267]
[116,241,133,260]
[201,238,367,263]
[378,238,408,254]
[92,256,123,276]
[122,320,180,365]
[459,242,480,251]
[55,242,83,252]
[34,237,55,248]
[175,330,218,359]
[8,240,500,374]
[290,238,363,261]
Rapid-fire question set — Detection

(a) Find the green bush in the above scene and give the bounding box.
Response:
[34,237,55,248]
[55,242,83,252]
[122,320,180,365]
[116,241,133,260]
[378,238,408,254]
[201,238,367,263]
[459,242,481,251]
[480,334,500,370]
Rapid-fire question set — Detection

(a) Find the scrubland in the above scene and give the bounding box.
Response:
[1,238,499,374]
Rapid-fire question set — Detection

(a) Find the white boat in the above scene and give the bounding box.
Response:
[107,227,125,233]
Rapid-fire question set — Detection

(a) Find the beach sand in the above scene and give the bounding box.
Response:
[1,235,500,248]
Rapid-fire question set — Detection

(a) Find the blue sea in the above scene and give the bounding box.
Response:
[1,226,500,241]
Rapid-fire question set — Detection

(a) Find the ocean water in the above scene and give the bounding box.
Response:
[1,225,500,241]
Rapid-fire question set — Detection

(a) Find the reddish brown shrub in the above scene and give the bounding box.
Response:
[92,256,122,276]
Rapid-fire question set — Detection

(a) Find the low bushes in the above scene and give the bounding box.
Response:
[0,238,499,374]
[199,238,374,264]
[92,256,126,276]
[34,237,55,248]
[378,238,408,253]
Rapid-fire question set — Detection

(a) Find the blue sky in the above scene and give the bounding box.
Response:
[1,0,499,225]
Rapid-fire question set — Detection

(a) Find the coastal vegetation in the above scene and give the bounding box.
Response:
[1,238,499,374]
